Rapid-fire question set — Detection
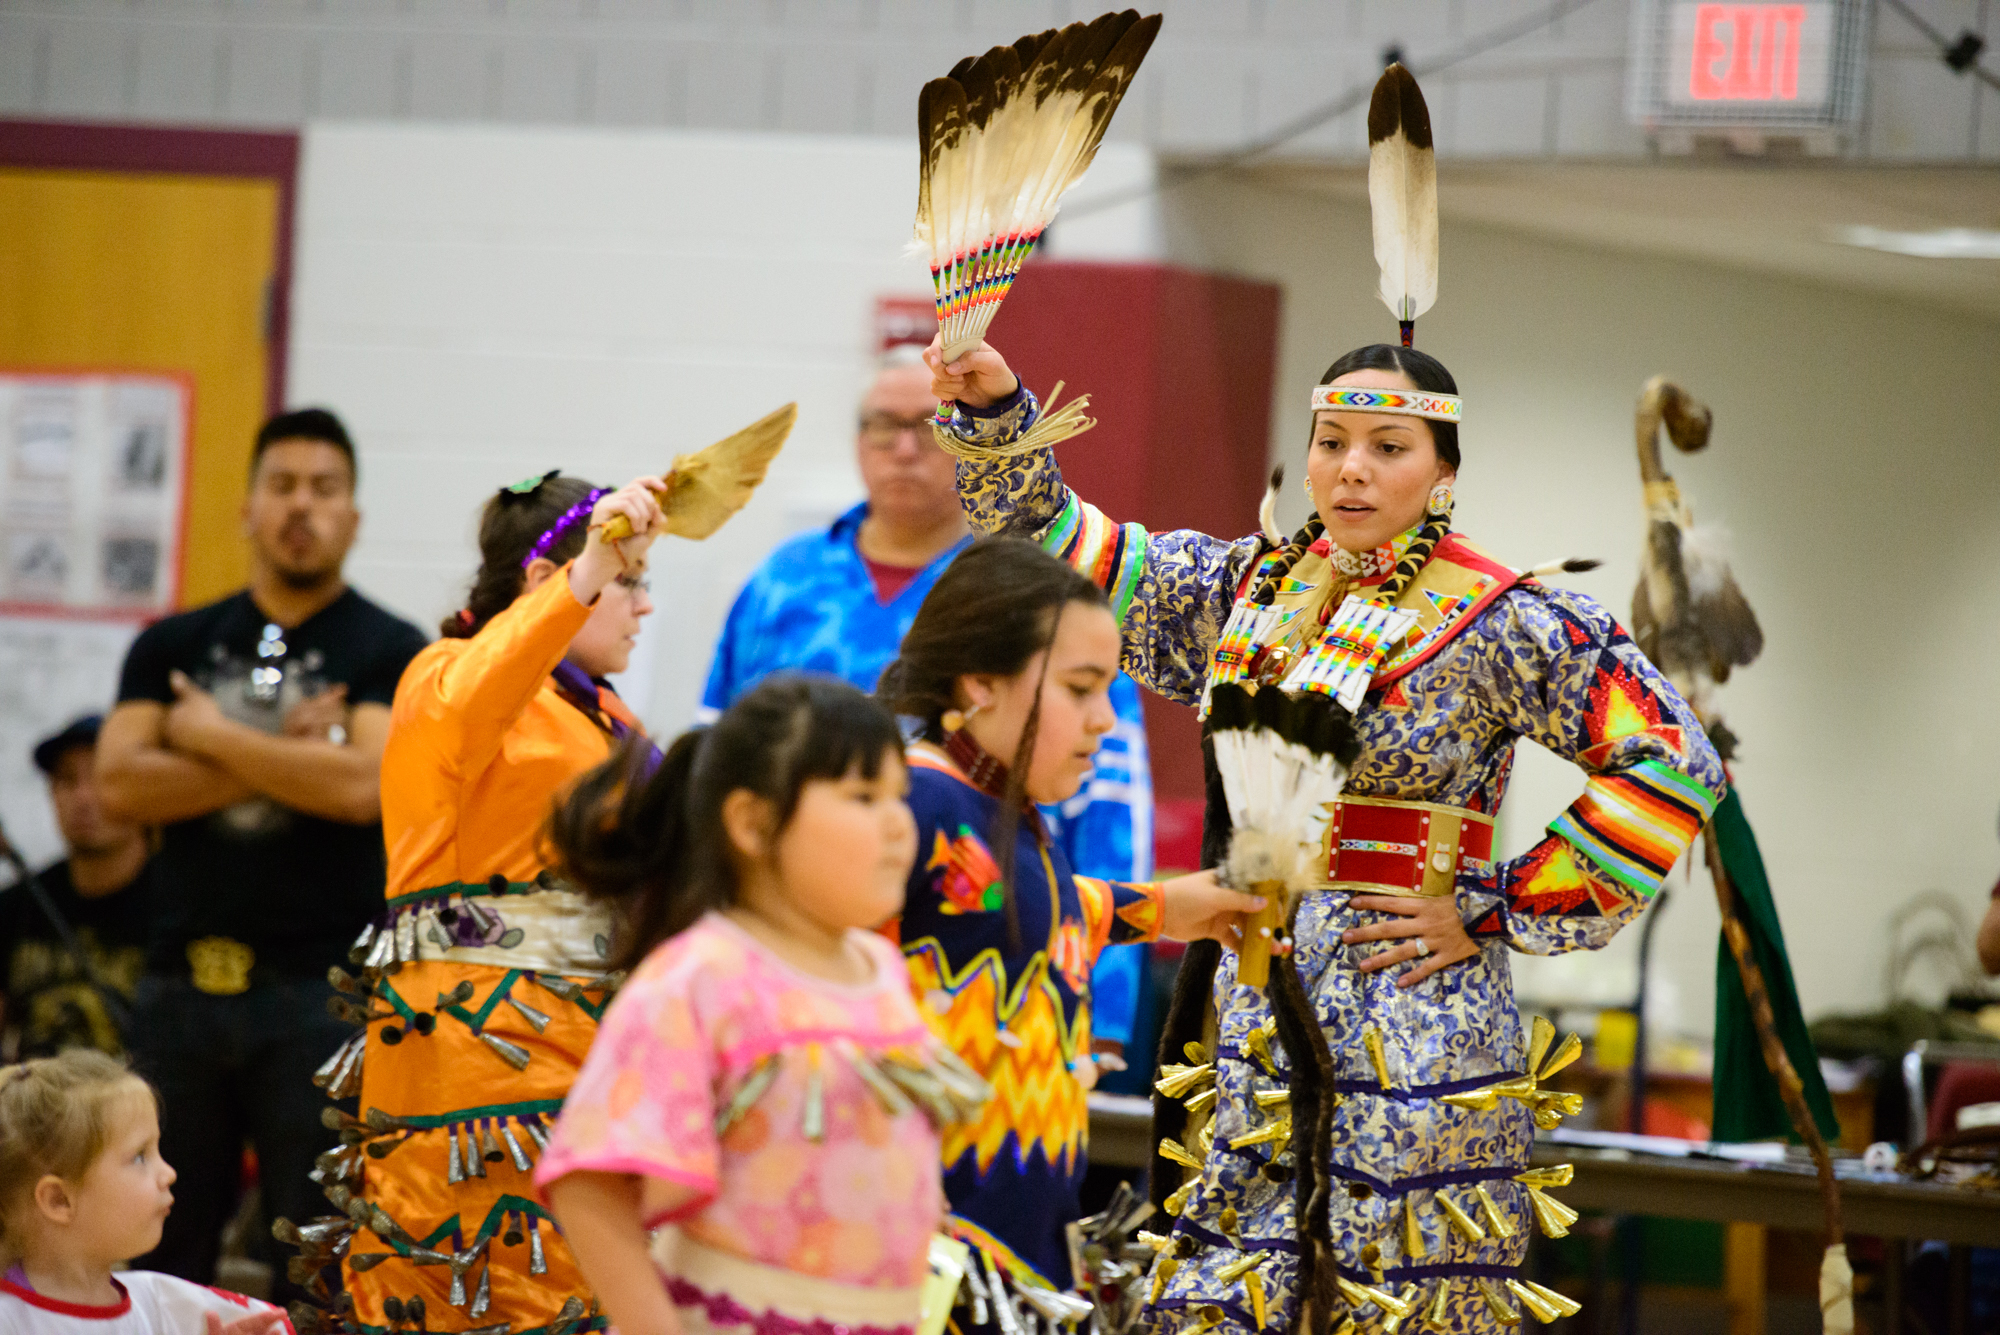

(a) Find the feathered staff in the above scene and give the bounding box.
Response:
[1628,377,1763,753]
[914,10,1160,455]
[1625,380,1848,1335]
[595,403,797,542]
[1209,683,1359,987]
[1368,64,1438,349]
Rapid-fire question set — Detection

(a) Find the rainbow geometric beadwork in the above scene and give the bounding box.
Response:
[931,227,1045,360]
[1310,385,1463,422]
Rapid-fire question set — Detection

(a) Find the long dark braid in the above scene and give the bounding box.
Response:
[1248,516,1325,607]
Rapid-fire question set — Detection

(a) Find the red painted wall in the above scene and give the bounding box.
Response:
[984,260,1281,813]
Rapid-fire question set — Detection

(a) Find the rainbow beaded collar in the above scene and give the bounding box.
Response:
[1311,385,1462,423]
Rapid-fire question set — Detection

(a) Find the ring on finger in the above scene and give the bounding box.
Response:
[1413,939,1432,958]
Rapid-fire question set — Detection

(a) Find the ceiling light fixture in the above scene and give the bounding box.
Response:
[1832,225,2000,258]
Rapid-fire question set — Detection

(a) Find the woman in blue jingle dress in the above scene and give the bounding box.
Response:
[922,335,1725,1335]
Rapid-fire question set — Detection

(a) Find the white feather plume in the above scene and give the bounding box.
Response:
[1367,64,1439,328]
[1259,465,1285,545]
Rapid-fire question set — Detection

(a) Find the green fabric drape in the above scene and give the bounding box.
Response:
[1709,786,1842,1143]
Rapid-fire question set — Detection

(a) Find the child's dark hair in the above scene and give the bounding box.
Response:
[548,675,905,970]
[0,1052,156,1249]
[441,473,601,639]
[1316,343,1461,468]
[876,538,1112,949]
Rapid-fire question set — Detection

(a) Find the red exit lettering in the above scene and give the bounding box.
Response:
[1690,4,1806,100]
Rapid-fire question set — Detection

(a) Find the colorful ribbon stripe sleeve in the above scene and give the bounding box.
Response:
[948,388,1264,707]
[1456,586,1725,955]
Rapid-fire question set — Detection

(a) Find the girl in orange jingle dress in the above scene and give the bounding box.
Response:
[299,471,670,1335]
[922,332,1724,1334]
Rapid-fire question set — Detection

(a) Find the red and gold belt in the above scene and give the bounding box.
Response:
[1319,794,1495,898]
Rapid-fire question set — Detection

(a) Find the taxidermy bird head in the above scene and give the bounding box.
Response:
[1628,376,1763,760]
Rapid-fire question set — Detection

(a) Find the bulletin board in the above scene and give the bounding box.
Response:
[0,122,295,866]
[0,371,193,619]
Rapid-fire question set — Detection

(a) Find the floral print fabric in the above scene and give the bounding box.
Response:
[537,913,946,1290]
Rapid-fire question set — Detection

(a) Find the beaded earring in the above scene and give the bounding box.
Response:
[1427,482,1455,517]
[940,703,985,733]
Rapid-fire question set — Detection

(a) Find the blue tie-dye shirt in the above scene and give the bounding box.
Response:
[701,502,1155,1035]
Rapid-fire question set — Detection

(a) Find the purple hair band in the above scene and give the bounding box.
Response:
[521,488,608,570]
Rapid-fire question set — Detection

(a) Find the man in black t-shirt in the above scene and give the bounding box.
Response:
[0,715,156,1060]
[99,407,427,1300]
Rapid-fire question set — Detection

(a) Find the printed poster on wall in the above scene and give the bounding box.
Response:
[0,371,192,618]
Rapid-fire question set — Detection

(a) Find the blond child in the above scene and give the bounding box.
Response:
[0,1051,289,1335]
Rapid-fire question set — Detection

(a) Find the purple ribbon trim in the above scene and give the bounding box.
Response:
[663,1273,914,1335]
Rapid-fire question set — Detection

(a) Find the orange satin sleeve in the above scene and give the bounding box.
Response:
[380,567,613,897]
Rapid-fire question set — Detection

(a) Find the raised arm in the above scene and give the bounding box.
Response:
[928,340,1265,707]
[1458,585,1726,955]
[420,478,665,779]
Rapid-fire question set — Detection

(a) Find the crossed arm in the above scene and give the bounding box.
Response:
[97,675,392,827]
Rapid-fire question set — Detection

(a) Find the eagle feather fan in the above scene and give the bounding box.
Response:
[913,11,1161,363]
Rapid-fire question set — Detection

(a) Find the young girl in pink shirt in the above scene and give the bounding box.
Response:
[536,676,985,1335]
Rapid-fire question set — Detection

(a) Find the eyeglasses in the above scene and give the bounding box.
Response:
[858,413,936,448]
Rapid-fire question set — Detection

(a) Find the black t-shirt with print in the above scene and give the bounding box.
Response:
[0,857,156,1059]
[116,587,428,978]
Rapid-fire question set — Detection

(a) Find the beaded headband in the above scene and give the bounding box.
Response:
[521,488,607,570]
[1311,385,1462,423]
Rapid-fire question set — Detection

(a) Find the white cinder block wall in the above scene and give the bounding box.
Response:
[1,0,1994,164]
[290,123,1159,746]
[291,124,928,737]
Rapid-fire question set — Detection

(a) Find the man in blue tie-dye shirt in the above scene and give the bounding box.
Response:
[701,347,1155,1068]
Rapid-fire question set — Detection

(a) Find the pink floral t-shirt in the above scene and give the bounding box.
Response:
[536,913,946,1288]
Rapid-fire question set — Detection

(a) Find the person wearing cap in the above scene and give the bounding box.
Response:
[701,345,1158,1075]
[95,407,428,1302]
[0,716,157,1060]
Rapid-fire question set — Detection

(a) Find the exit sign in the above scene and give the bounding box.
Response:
[1629,0,1869,134]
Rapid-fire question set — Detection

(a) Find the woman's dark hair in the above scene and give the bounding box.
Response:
[547,675,904,971]
[877,538,1110,948]
[441,474,600,639]
[1315,343,1460,469]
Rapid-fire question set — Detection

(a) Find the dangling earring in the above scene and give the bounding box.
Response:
[941,703,984,733]
[1427,482,1454,517]
[1303,478,1316,503]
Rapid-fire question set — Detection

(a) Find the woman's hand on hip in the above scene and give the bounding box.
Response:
[1342,894,1480,988]
[1159,870,1266,951]
[924,336,1019,410]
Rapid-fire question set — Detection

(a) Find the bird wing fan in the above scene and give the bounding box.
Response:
[914,10,1161,362]
[1367,64,1439,333]
[595,403,797,543]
